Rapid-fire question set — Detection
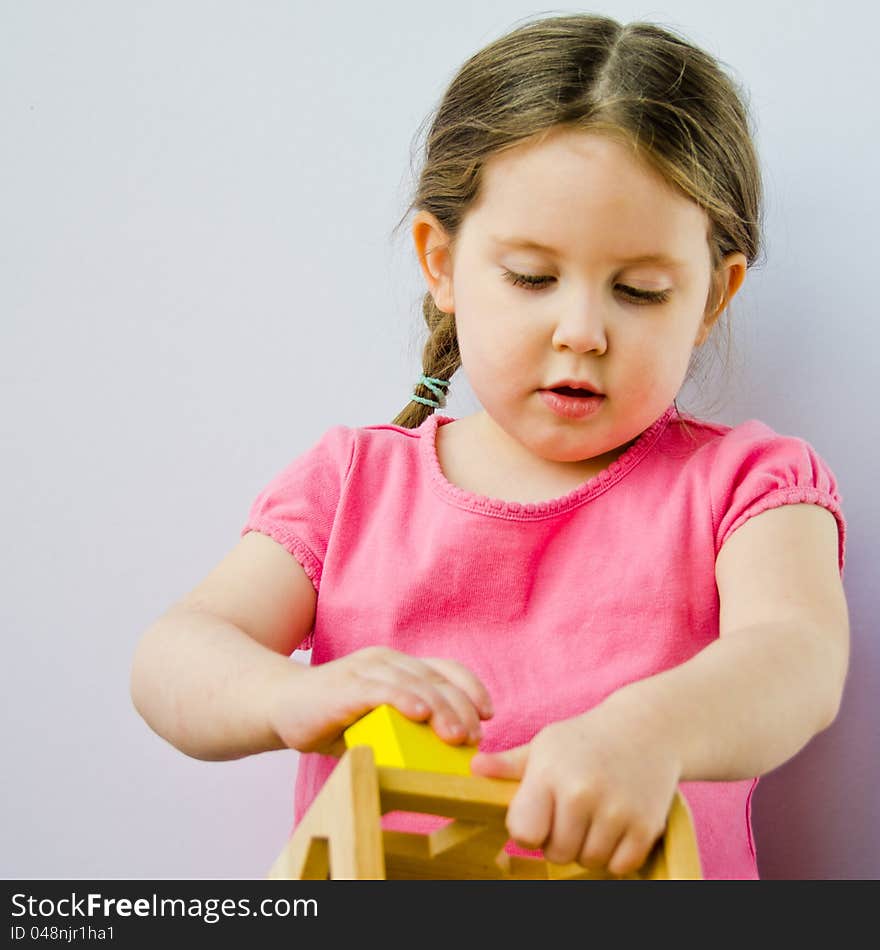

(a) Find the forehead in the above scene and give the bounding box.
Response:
[488,235,688,270]
[467,130,709,263]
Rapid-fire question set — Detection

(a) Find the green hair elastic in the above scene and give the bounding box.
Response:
[411,374,450,408]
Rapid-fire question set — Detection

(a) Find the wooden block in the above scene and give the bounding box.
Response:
[266,745,385,880]
[344,704,477,775]
[267,746,703,880]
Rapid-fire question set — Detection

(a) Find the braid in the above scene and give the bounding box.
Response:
[391,295,461,428]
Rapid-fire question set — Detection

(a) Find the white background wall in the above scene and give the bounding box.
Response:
[3,0,877,879]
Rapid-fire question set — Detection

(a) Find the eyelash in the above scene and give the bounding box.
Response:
[501,269,672,305]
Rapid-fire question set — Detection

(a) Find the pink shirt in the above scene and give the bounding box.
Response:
[241,403,847,880]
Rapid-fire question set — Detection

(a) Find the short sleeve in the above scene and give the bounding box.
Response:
[240,425,355,646]
[711,421,847,576]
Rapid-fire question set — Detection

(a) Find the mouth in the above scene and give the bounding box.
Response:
[547,386,599,398]
[542,377,604,397]
[538,387,605,419]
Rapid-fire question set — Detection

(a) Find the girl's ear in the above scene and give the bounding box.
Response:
[412,210,456,313]
[696,251,748,346]
[720,251,748,304]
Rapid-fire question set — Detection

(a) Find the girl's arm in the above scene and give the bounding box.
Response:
[130,609,495,762]
[607,502,850,780]
[130,607,299,761]
[606,615,848,782]
[131,530,494,762]
[130,530,324,761]
[471,503,849,874]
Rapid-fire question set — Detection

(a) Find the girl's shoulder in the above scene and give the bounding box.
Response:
[665,410,815,458]
[668,410,776,439]
[671,412,847,573]
[285,417,431,470]
[662,411,841,505]
[344,415,445,459]
[308,416,437,484]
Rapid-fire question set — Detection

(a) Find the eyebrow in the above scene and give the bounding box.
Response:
[490,235,686,268]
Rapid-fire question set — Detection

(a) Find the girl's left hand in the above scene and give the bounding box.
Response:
[468,698,682,876]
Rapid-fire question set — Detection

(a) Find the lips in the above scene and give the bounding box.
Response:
[552,386,594,397]
[544,377,603,395]
[539,388,605,419]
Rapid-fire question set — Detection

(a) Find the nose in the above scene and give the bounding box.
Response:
[550,293,608,355]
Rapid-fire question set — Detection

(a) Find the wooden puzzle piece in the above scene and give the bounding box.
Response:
[343,703,477,775]
[267,745,704,879]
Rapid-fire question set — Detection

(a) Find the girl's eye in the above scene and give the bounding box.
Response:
[501,269,671,305]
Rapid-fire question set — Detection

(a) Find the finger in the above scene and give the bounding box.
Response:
[543,797,592,867]
[386,654,490,739]
[578,814,627,873]
[356,664,476,744]
[505,781,554,852]
[469,745,529,780]
[424,678,485,744]
[341,672,437,727]
[420,657,495,721]
[376,656,484,743]
[607,825,663,877]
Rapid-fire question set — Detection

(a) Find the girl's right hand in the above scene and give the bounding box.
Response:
[268,646,495,757]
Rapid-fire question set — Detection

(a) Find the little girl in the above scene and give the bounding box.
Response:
[130,14,850,880]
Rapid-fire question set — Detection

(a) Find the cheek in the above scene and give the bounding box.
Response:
[454,271,539,372]
[610,335,666,396]
[456,297,515,367]
[623,330,694,396]
[615,332,655,368]
[457,323,504,382]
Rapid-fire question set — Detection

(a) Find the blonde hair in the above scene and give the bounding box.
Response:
[389,13,764,433]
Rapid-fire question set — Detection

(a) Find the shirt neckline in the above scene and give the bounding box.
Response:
[420,404,676,519]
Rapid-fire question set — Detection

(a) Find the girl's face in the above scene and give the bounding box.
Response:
[413,127,746,469]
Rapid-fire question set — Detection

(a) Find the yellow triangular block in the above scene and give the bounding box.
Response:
[343,704,477,775]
